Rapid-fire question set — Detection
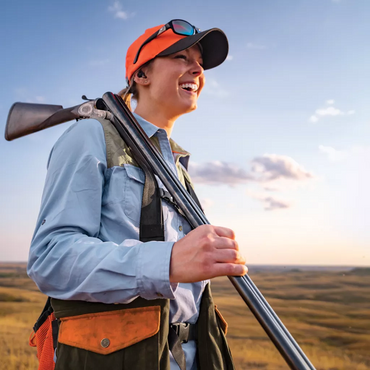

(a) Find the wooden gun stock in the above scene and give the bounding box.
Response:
[5,102,81,141]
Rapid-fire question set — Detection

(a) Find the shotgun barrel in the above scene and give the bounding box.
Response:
[99,92,316,370]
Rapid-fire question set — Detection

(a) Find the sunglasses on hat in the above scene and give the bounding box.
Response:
[133,19,200,64]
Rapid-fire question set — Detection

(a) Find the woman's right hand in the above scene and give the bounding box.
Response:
[170,225,248,283]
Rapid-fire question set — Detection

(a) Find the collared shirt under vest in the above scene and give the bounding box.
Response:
[28,113,234,370]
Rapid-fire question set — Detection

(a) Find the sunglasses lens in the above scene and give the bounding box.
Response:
[172,20,195,36]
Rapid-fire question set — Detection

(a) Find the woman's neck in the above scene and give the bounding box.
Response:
[134,104,178,138]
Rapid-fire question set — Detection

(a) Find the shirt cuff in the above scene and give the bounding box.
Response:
[137,241,178,300]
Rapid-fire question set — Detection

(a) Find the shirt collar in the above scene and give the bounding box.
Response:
[133,112,191,169]
[133,112,159,139]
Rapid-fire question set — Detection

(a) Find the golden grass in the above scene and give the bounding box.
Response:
[212,269,370,369]
[0,263,369,369]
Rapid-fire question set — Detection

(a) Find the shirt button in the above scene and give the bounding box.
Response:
[179,226,183,232]
[101,338,110,348]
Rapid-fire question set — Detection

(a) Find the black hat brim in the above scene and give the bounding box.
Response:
[157,28,229,70]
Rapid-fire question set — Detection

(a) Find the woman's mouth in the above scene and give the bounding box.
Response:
[179,83,199,94]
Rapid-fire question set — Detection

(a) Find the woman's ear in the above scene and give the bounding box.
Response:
[134,69,150,86]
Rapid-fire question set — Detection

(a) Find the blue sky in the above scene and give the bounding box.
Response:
[1,0,369,265]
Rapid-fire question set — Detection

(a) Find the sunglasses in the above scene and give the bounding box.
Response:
[133,19,200,64]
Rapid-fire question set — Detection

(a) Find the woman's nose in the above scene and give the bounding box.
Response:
[190,61,204,76]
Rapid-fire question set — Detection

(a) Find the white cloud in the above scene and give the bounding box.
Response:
[226,55,233,61]
[246,42,266,50]
[308,100,355,122]
[251,154,314,182]
[316,106,344,116]
[246,190,291,211]
[319,145,347,162]
[263,186,278,192]
[108,1,133,20]
[190,155,313,210]
[263,196,291,211]
[189,155,313,188]
[319,145,370,163]
[189,161,252,186]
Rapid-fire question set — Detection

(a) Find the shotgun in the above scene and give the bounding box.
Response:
[5,94,316,370]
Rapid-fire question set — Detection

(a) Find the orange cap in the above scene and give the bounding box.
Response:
[125,23,229,83]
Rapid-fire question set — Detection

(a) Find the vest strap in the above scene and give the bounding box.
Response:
[168,326,187,370]
[139,160,164,243]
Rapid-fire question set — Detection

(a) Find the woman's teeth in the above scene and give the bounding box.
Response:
[179,83,198,92]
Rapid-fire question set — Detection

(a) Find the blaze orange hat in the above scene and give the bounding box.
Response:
[125,21,229,83]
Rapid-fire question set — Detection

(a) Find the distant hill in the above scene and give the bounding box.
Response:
[247,265,361,273]
[349,267,370,276]
[1,262,366,273]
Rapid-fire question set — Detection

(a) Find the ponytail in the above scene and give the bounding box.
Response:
[117,87,134,111]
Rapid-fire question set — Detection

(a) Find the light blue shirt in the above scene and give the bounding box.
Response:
[28,113,206,370]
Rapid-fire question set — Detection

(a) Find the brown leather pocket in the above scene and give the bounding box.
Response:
[58,306,160,355]
[215,305,228,335]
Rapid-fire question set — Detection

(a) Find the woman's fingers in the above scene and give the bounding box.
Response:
[213,263,248,277]
[212,226,235,240]
[211,236,239,251]
[213,248,246,264]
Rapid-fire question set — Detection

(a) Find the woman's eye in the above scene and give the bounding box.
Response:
[175,55,187,60]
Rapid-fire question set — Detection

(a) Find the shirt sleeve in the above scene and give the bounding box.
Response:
[27,119,177,304]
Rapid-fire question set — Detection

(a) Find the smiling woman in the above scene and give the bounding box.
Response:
[120,46,205,134]
[27,19,245,370]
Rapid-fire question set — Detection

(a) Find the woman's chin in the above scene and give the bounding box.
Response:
[162,97,198,118]
[179,99,198,114]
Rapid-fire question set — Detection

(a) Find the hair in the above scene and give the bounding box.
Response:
[118,60,153,111]
[118,82,138,111]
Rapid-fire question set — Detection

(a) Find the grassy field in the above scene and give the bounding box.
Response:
[0,263,369,370]
[212,267,370,370]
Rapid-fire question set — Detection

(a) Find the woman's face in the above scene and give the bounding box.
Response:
[140,45,205,118]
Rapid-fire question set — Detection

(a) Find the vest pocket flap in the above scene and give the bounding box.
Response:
[124,164,145,184]
[58,306,160,355]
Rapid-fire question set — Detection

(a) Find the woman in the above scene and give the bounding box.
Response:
[28,20,247,370]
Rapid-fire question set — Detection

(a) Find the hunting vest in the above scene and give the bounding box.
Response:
[50,118,235,370]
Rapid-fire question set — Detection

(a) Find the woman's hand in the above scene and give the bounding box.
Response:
[170,225,248,283]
